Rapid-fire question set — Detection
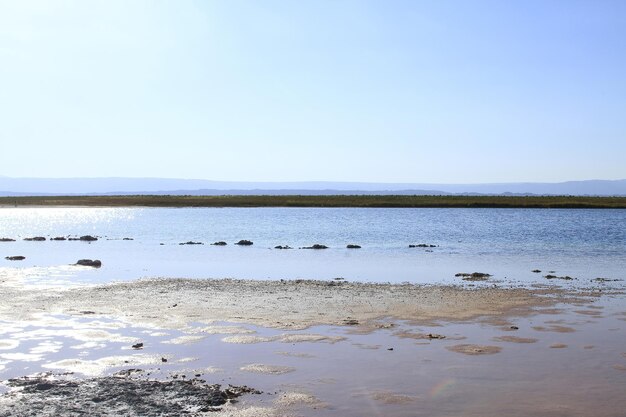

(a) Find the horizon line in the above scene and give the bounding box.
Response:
[1,176,625,185]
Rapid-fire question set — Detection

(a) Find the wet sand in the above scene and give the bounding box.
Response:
[0,275,625,416]
[0,275,572,330]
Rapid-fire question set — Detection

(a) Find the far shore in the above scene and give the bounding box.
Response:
[2,194,626,208]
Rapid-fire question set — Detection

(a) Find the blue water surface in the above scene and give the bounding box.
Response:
[0,207,624,284]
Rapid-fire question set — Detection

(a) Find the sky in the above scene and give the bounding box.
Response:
[0,0,625,183]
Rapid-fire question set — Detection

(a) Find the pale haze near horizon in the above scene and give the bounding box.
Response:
[0,0,624,184]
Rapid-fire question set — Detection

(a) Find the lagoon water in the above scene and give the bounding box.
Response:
[2,207,626,416]
[0,207,625,285]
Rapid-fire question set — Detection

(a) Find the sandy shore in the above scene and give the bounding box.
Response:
[0,277,574,330]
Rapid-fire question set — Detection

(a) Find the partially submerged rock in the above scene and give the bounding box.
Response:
[274,245,292,249]
[544,274,574,280]
[51,237,67,241]
[0,373,260,415]
[179,241,203,245]
[455,272,492,281]
[301,244,328,249]
[211,241,227,246]
[5,256,25,261]
[593,277,622,282]
[0,238,16,242]
[68,235,98,242]
[235,240,253,246]
[24,236,46,241]
[409,244,437,248]
[346,244,361,249]
[75,259,102,268]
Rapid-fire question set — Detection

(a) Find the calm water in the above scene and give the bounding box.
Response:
[0,207,625,285]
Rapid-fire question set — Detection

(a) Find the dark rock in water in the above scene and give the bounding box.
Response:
[75,259,102,268]
[123,237,134,241]
[0,238,16,242]
[462,276,489,282]
[301,244,328,249]
[346,244,361,249]
[5,256,25,261]
[455,272,491,281]
[409,243,437,248]
[51,237,67,241]
[274,245,292,249]
[510,326,519,330]
[343,319,359,325]
[161,357,168,363]
[132,342,144,349]
[79,235,98,241]
[24,236,46,241]
[235,240,253,246]
[211,241,227,246]
[545,274,574,280]
[592,277,622,282]
[1,373,260,415]
[179,241,203,245]
[531,269,541,273]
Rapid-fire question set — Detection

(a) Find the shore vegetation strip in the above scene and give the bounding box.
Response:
[2,195,626,208]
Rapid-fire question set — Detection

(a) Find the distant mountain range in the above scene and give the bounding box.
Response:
[0,177,625,196]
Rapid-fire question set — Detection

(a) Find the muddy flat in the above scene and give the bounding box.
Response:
[0,276,625,416]
[0,276,567,330]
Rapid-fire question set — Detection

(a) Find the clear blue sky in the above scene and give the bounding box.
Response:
[1,0,625,183]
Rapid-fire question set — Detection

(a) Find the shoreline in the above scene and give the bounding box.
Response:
[2,195,626,209]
